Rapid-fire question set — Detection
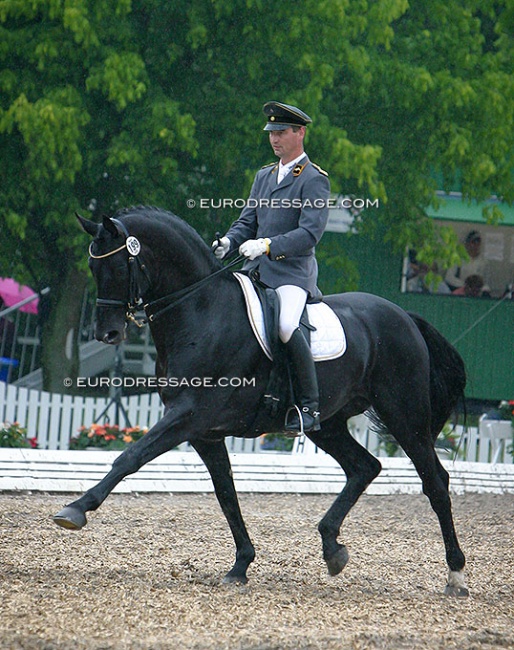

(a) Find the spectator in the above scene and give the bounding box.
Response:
[406,250,451,294]
[445,230,491,293]
[452,274,490,298]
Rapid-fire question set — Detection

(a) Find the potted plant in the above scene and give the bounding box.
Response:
[434,423,461,459]
[498,400,514,424]
[0,421,38,448]
[260,432,295,452]
[69,423,148,450]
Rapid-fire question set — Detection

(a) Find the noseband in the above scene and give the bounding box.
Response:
[90,219,244,328]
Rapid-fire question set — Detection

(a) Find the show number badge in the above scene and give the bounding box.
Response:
[126,236,141,256]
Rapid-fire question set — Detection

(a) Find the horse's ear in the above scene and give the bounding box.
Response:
[102,215,120,237]
[76,212,99,237]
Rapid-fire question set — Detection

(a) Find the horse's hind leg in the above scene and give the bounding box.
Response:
[192,439,255,584]
[310,413,382,577]
[409,446,468,597]
[377,406,468,596]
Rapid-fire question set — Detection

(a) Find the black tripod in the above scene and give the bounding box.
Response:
[94,345,132,428]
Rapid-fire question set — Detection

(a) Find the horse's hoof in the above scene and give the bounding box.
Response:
[326,545,349,576]
[53,506,87,531]
[445,570,469,597]
[222,572,248,585]
[444,584,470,598]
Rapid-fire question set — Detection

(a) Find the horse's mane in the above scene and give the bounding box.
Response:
[112,205,222,272]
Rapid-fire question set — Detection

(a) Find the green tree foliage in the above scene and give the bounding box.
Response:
[327,0,514,260]
[0,0,198,389]
[0,0,513,388]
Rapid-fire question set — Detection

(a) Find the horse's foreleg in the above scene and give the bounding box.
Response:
[53,410,188,530]
[311,416,382,576]
[191,439,255,584]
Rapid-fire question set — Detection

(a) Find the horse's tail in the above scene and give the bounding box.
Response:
[408,312,466,438]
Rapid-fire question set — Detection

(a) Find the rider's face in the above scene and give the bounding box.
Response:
[268,127,305,164]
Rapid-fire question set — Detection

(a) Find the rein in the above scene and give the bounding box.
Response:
[144,253,244,323]
[90,219,243,327]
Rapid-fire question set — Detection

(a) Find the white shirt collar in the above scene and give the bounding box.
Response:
[277,152,306,183]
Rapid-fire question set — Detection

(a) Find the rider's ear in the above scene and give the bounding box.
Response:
[76,212,99,237]
[102,215,120,237]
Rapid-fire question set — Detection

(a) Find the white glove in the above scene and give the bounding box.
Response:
[212,236,231,259]
[239,238,270,260]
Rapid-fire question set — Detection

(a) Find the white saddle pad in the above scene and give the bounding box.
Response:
[234,272,346,362]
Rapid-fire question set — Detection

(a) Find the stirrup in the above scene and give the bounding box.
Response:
[284,405,304,436]
[284,405,320,435]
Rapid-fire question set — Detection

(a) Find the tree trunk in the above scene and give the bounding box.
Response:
[40,266,88,394]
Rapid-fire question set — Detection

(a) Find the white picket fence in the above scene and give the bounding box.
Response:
[0,381,512,464]
[294,416,514,465]
[0,382,260,453]
[0,380,163,450]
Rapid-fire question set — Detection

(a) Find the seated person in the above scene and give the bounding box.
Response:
[445,230,491,293]
[406,251,451,294]
[406,257,428,293]
[452,274,490,298]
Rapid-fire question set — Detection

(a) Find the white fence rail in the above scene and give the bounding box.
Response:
[0,382,512,463]
[1,449,513,494]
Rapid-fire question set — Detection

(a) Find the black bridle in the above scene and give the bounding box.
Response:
[89,219,243,327]
[89,218,151,327]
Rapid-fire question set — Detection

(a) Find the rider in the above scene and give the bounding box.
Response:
[213,101,330,433]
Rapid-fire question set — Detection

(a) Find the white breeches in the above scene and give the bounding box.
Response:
[276,285,308,344]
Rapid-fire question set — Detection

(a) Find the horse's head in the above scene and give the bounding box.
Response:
[77,213,149,344]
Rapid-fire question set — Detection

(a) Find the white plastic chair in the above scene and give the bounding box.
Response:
[479,414,513,464]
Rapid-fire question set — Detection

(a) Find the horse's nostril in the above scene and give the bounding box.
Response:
[103,331,121,344]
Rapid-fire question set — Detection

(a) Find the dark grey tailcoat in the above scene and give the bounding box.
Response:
[226,155,330,298]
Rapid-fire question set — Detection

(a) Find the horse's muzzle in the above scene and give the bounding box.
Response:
[94,303,127,345]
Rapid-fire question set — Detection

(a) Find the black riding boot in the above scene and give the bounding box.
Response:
[284,328,321,433]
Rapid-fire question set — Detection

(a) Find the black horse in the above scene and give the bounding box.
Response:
[54,206,468,597]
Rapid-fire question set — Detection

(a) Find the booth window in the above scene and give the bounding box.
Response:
[401,222,514,299]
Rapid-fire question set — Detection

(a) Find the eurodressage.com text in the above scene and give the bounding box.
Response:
[65,376,257,390]
[186,197,380,210]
